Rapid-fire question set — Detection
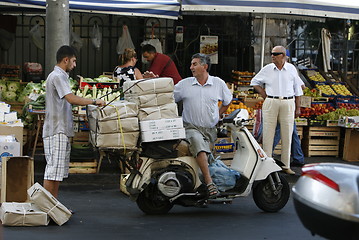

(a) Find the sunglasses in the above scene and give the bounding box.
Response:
[271,52,284,56]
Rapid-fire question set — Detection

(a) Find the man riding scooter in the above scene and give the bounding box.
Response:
[173,53,232,198]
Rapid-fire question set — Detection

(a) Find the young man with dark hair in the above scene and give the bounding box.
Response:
[142,44,182,84]
[43,45,105,198]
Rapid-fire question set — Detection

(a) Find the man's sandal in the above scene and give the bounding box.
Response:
[207,182,219,199]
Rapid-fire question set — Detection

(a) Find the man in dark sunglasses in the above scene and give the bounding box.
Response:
[250,46,303,175]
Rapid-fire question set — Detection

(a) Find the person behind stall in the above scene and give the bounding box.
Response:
[43,45,106,199]
[174,53,232,198]
[142,44,182,84]
[113,48,143,87]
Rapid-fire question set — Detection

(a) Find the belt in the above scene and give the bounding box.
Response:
[267,95,294,100]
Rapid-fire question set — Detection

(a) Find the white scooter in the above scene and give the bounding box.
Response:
[125,109,290,214]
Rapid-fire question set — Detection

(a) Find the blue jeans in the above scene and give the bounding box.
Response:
[273,121,305,164]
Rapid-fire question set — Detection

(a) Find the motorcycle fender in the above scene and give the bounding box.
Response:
[255,157,282,180]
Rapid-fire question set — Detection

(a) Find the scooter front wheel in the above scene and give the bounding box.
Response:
[252,173,290,213]
[136,184,174,215]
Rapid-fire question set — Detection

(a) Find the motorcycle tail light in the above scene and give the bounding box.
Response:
[302,169,340,192]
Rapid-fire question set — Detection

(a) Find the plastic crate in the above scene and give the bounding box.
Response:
[214,143,235,153]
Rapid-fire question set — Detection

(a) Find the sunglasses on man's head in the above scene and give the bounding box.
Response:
[271,52,284,56]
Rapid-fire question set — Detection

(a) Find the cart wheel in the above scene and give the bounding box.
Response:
[253,173,290,212]
[136,184,173,215]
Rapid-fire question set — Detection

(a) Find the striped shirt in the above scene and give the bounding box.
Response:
[174,75,232,128]
[42,66,74,138]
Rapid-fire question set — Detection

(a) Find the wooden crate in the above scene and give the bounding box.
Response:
[302,126,340,157]
[69,159,97,174]
[342,128,359,162]
[1,156,34,203]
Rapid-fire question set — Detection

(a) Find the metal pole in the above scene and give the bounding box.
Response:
[260,14,267,69]
[45,0,70,77]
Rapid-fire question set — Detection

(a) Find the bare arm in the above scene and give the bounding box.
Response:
[253,85,267,99]
[64,93,106,106]
[219,103,230,119]
[135,68,144,80]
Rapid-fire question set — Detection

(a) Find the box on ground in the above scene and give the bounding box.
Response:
[1,156,34,203]
[27,182,72,226]
[0,202,49,226]
[141,128,186,142]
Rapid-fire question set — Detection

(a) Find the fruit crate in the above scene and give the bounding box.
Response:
[69,159,97,174]
[295,118,308,126]
[302,126,340,157]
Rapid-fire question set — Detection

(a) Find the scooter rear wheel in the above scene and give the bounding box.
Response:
[136,185,174,215]
[252,173,290,213]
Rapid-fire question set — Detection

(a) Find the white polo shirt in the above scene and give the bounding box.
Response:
[250,62,303,97]
[174,75,232,128]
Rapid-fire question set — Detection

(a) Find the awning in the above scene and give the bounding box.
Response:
[0,0,181,19]
[182,0,359,20]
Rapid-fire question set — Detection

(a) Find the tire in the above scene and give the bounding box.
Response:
[136,185,173,215]
[253,173,290,213]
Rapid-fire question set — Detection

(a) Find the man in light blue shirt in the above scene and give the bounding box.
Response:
[174,53,232,198]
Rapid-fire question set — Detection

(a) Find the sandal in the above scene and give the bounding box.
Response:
[207,182,219,199]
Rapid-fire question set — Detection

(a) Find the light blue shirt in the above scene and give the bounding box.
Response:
[250,62,303,97]
[174,75,232,128]
[42,66,74,138]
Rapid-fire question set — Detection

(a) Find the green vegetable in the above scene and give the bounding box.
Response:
[7,81,20,92]
[0,81,7,92]
[2,91,17,101]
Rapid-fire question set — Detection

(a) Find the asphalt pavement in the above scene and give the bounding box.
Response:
[2,154,358,240]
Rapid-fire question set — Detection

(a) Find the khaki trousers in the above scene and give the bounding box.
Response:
[262,98,295,168]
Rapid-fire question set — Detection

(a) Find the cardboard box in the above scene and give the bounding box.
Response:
[126,92,175,108]
[140,117,183,131]
[138,103,178,121]
[338,116,359,128]
[0,121,24,155]
[1,156,34,203]
[141,128,186,142]
[90,131,139,148]
[89,117,139,134]
[123,77,174,95]
[0,202,49,226]
[0,141,21,158]
[27,183,72,226]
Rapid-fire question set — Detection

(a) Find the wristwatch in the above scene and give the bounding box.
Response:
[92,99,97,105]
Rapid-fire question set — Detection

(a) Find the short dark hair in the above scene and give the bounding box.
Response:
[56,45,77,63]
[192,53,211,72]
[142,44,157,54]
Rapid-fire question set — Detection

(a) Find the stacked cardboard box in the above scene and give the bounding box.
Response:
[87,100,139,148]
[124,78,185,142]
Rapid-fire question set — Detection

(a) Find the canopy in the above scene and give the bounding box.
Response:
[182,0,359,20]
[0,0,181,19]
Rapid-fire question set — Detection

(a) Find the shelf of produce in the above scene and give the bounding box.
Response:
[302,126,340,157]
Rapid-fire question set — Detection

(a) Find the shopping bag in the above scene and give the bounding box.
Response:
[116,25,135,55]
[29,23,43,50]
[91,23,102,50]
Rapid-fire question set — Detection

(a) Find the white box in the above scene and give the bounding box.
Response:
[141,128,186,142]
[0,102,10,114]
[0,202,49,226]
[27,183,72,226]
[4,111,17,123]
[140,118,183,131]
[0,141,21,158]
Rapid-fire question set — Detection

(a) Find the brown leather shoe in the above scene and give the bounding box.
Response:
[282,168,295,175]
